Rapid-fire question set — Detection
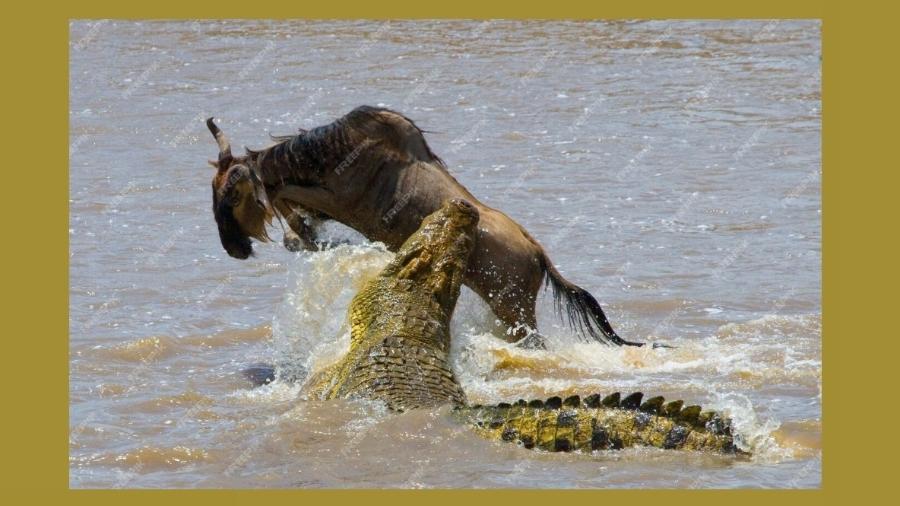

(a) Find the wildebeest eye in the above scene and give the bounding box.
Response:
[228,192,241,207]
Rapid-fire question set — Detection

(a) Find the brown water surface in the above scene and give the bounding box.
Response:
[69,19,821,488]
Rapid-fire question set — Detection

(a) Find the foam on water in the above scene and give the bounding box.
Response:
[229,379,304,406]
[271,241,393,381]
[267,245,818,461]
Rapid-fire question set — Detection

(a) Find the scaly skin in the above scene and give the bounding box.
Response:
[305,199,743,454]
[461,393,740,453]
[305,198,477,411]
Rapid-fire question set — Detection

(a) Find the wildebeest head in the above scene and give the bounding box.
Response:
[207,118,273,259]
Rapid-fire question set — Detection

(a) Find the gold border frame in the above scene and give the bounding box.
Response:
[9,0,894,500]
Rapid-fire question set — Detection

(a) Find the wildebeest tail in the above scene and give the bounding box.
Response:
[540,255,644,346]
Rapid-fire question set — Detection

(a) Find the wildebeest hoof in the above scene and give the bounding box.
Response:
[652,342,676,349]
[284,235,303,252]
[515,333,547,350]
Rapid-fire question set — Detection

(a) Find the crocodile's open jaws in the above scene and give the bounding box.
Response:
[296,198,743,454]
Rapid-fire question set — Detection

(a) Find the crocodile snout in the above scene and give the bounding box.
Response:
[448,198,479,220]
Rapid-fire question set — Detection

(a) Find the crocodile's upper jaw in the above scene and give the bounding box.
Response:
[305,198,479,409]
[381,198,479,313]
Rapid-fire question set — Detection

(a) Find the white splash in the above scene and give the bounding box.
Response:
[268,244,819,461]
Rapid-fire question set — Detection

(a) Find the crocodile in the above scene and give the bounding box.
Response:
[301,198,743,454]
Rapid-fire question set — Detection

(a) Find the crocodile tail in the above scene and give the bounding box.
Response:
[539,255,644,346]
[458,392,742,454]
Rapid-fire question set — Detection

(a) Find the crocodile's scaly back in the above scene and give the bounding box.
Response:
[460,392,741,454]
[305,199,480,411]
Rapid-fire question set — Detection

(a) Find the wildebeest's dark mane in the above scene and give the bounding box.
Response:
[245,106,445,176]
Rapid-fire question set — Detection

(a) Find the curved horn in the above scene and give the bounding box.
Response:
[206,117,232,161]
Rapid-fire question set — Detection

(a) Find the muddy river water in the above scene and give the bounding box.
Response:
[69,19,820,488]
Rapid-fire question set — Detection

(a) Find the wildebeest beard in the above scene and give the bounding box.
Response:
[212,183,253,259]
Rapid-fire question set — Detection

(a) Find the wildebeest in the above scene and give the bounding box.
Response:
[206,106,642,347]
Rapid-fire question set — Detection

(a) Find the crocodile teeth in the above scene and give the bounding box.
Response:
[620,392,644,410]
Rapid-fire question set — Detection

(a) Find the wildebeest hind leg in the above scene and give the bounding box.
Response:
[490,291,542,346]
